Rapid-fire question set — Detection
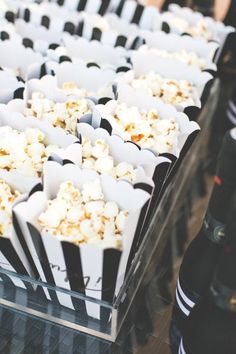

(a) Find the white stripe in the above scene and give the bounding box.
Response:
[179,338,187,354]
[177,279,195,307]
[227,109,236,125]
[229,100,236,115]
[175,288,190,316]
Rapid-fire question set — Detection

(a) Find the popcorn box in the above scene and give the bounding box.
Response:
[44,61,116,99]
[6,74,96,137]
[0,70,24,104]
[139,32,219,71]
[47,36,130,71]
[13,161,151,319]
[0,40,46,81]
[89,85,200,228]
[76,122,171,197]
[90,84,200,160]
[0,170,37,289]
[49,122,161,262]
[128,52,214,111]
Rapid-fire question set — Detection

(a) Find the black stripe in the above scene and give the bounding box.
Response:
[101,249,121,321]
[27,223,58,301]
[29,183,43,197]
[152,160,171,197]
[13,87,24,99]
[161,22,170,33]
[59,55,72,63]
[98,97,112,105]
[22,38,33,49]
[57,0,65,5]
[62,159,74,165]
[5,11,15,23]
[62,242,87,315]
[131,4,144,24]
[91,27,102,41]
[100,118,113,134]
[76,21,84,36]
[39,63,47,78]
[134,182,153,195]
[115,35,127,48]
[49,43,60,50]
[183,106,200,121]
[126,198,149,273]
[0,237,33,290]
[181,32,192,37]
[98,0,110,15]
[41,15,50,29]
[87,62,100,69]
[64,22,75,35]
[116,66,130,73]
[116,0,126,16]
[201,78,214,107]
[130,36,144,50]
[77,0,87,11]
[24,8,30,22]
[0,31,9,41]
[12,211,40,279]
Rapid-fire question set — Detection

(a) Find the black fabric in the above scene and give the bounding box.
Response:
[209,131,236,223]
[179,226,222,296]
[183,295,236,354]
[216,196,236,289]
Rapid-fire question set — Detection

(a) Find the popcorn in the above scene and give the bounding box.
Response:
[104,202,119,218]
[91,139,109,158]
[37,180,129,249]
[25,91,91,135]
[165,14,213,41]
[115,211,129,232]
[0,126,61,177]
[94,156,114,174]
[139,47,206,70]
[100,103,179,154]
[81,137,138,183]
[82,179,104,202]
[130,71,195,106]
[0,180,20,238]
[62,82,90,99]
[115,162,136,183]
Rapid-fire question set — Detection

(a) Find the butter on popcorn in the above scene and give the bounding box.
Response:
[0,179,20,238]
[0,126,62,177]
[38,179,129,249]
[24,89,91,135]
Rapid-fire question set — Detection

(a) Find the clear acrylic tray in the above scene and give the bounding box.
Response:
[0,79,220,342]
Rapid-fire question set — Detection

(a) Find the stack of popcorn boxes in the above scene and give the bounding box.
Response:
[0,0,232,321]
